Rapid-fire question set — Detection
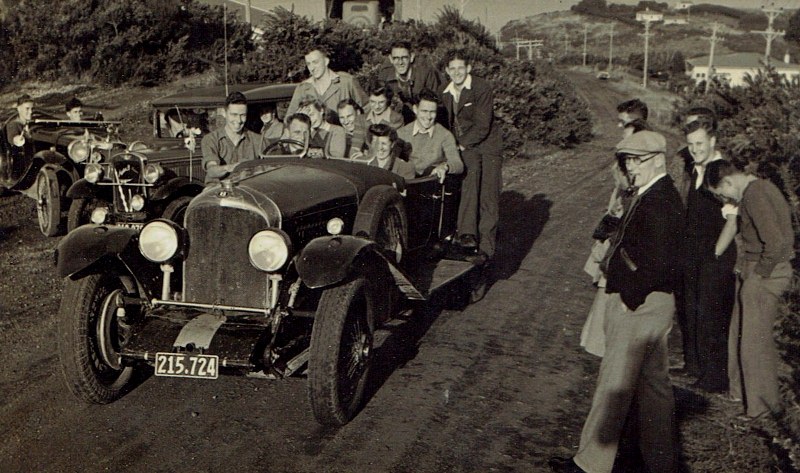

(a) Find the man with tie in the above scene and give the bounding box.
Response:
[681,115,736,394]
[441,49,503,263]
[550,131,683,473]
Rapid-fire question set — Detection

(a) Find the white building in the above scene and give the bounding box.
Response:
[686,52,800,87]
[673,1,693,11]
[636,9,664,22]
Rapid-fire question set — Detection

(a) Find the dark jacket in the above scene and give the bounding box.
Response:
[377,61,442,124]
[440,75,502,154]
[606,175,685,310]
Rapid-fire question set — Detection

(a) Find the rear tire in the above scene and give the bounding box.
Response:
[36,169,65,236]
[308,276,375,426]
[57,273,136,404]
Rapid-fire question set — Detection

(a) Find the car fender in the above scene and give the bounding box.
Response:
[56,225,140,278]
[66,178,113,201]
[296,235,387,289]
[150,176,202,202]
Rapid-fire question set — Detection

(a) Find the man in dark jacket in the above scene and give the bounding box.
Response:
[441,49,503,262]
[376,41,442,125]
[551,131,683,473]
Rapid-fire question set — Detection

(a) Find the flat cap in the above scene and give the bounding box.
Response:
[615,130,666,155]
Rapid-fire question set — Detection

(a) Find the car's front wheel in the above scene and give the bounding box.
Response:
[57,272,136,404]
[36,168,66,236]
[162,195,193,226]
[308,276,376,426]
[67,197,103,232]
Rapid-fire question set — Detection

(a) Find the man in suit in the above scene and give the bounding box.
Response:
[550,131,683,473]
[441,49,503,262]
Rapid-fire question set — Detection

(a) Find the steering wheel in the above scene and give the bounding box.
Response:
[261,138,307,158]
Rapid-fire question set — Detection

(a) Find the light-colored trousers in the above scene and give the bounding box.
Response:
[574,292,675,473]
[728,260,792,417]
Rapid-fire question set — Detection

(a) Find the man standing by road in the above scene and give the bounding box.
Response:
[550,131,683,473]
[705,160,794,419]
[287,48,367,122]
[377,41,442,124]
[396,89,463,181]
[441,49,503,262]
[201,92,260,183]
[681,116,736,393]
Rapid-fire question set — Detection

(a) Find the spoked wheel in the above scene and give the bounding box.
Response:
[308,276,375,426]
[57,272,137,404]
[36,169,65,236]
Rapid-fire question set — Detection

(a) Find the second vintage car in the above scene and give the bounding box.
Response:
[55,142,485,426]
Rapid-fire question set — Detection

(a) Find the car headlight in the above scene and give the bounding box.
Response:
[139,220,180,263]
[90,207,108,224]
[68,140,91,163]
[131,194,145,211]
[248,230,291,272]
[84,163,103,183]
[144,163,164,184]
[326,218,344,235]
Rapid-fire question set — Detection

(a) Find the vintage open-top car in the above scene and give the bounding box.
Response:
[65,83,296,231]
[0,110,123,236]
[55,144,485,426]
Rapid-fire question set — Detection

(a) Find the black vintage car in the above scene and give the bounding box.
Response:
[55,147,484,426]
[0,111,122,236]
[65,83,295,230]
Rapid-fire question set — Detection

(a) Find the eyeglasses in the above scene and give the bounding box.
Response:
[616,151,659,167]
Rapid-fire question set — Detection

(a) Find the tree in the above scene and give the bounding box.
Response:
[787,9,800,46]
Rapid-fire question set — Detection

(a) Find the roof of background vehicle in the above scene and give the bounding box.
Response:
[151,83,296,108]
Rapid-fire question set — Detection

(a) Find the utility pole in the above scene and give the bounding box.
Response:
[641,19,653,88]
[563,27,569,57]
[608,23,614,72]
[245,0,251,24]
[751,3,785,65]
[582,24,589,67]
[704,22,722,93]
[459,0,469,15]
[417,0,421,21]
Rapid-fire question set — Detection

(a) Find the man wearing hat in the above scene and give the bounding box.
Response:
[550,131,684,473]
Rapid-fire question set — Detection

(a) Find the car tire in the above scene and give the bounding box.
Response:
[353,185,407,264]
[308,275,375,426]
[67,198,102,232]
[57,273,136,404]
[162,195,193,226]
[36,168,66,237]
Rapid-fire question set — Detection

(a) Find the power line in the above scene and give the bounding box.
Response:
[704,22,723,93]
[751,3,785,65]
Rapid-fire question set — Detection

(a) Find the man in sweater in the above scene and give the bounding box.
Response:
[396,89,463,182]
[705,160,795,419]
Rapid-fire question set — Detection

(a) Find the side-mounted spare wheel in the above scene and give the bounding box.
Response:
[308,274,377,426]
[57,272,137,404]
[353,185,407,264]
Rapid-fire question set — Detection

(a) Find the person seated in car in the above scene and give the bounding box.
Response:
[258,102,284,149]
[396,89,463,182]
[7,94,34,147]
[201,91,261,183]
[264,113,312,156]
[298,98,346,159]
[361,123,415,180]
[65,97,84,121]
[364,81,403,130]
[336,98,367,159]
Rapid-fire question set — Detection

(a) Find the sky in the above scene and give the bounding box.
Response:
[223,1,797,33]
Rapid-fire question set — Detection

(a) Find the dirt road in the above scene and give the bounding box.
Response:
[0,71,776,472]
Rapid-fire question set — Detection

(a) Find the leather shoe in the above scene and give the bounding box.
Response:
[548,456,587,473]
[458,233,478,249]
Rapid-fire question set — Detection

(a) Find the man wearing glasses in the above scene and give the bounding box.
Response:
[551,131,683,473]
[377,41,442,124]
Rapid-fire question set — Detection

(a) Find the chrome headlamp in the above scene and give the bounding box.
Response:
[90,207,108,224]
[139,220,181,263]
[68,139,91,163]
[143,163,164,184]
[131,194,146,211]
[84,163,103,183]
[248,229,291,272]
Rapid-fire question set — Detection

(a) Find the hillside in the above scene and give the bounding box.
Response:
[500,8,798,68]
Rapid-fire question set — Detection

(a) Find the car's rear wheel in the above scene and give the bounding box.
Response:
[353,185,407,264]
[162,195,193,226]
[308,276,375,426]
[36,168,65,236]
[67,197,103,232]
[57,272,136,404]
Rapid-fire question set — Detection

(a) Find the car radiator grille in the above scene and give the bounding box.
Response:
[184,203,270,308]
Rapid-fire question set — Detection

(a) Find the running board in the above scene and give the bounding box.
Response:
[390,258,478,301]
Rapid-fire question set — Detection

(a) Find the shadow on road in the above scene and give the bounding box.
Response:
[492,190,552,281]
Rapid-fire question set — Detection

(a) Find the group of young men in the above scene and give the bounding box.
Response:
[5,95,86,147]
[201,42,502,262]
[550,100,795,473]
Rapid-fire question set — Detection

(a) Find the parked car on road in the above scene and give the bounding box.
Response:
[0,112,122,236]
[65,83,296,231]
[55,142,485,426]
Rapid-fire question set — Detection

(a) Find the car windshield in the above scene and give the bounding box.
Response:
[156,107,217,138]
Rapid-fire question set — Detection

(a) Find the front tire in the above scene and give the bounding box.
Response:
[57,272,136,404]
[67,198,103,232]
[308,276,375,426]
[36,169,65,236]
[162,195,193,226]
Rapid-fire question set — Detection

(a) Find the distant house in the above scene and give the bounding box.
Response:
[686,52,800,87]
[636,9,664,22]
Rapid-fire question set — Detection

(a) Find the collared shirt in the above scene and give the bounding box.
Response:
[200,127,260,176]
[287,70,367,118]
[637,173,667,196]
[693,150,723,189]
[412,121,434,137]
[397,122,464,176]
[443,74,473,105]
[365,106,403,130]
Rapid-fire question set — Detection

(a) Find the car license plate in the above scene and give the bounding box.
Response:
[154,352,219,379]
[116,222,144,230]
